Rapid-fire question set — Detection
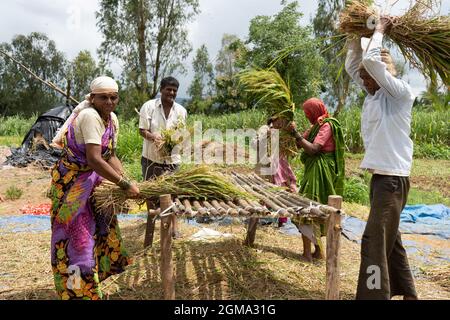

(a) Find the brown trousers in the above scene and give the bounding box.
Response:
[356,175,417,300]
[141,157,179,181]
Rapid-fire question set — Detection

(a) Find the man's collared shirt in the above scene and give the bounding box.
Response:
[139,98,187,164]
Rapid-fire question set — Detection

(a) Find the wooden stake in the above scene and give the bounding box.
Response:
[244,217,259,247]
[144,202,160,248]
[160,194,175,300]
[326,195,342,300]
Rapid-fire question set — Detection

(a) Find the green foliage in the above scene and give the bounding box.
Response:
[410,108,449,146]
[188,45,214,112]
[69,50,99,101]
[0,114,37,136]
[416,88,449,112]
[214,34,247,112]
[343,176,369,205]
[123,160,144,182]
[5,186,23,200]
[414,143,450,160]
[115,117,142,163]
[0,136,22,147]
[336,107,364,153]
[408,188,450,207]
[117,87,148,119]
[243,1,324,107]
[96,0,200,99]
[0,32,67,116]
[312,0,356,115]
[187,109,268,131]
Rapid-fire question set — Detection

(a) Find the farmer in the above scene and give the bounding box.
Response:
[253,113,297,228]
[289,98,345,262]
[49,76,140,300]
[139,76,187,239]
[345,17,418,300]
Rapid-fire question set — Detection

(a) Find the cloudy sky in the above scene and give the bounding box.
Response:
[0,0,447,98]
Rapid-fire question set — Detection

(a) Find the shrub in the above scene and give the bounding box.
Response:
[343,176,369,205]
[5,186,23,200]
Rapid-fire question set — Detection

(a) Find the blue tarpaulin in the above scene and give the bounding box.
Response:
[342,204,450,242]
[400,204,450,239]
[0,214,147,234]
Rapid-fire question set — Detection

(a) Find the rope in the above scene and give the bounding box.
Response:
[160,203,176,217]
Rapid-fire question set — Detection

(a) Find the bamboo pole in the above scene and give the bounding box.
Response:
[240,174,290,211]
[209,200,227,215]
[326,195,342,300]
[0,48,80,105]
[159,194,175,300]
[234,174,288,216]
[174,198,185,214]
[202,200,219,216]
[192,200,208,216]
[182,199,194,217]
[227,200,250,216]
[219,200,239,216]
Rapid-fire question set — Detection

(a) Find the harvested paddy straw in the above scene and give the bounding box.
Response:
[238,68,298,157]
[93,165,252,211]
[339,0,450,85]
[154,120,189,160]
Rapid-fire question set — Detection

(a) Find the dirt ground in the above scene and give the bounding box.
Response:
[0,146,449,300]
[345,156,450,198]
[0,147,52,216]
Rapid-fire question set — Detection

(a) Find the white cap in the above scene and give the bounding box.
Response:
[90,76,118,94]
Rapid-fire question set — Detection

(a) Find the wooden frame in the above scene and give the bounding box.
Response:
[144,194,342,300]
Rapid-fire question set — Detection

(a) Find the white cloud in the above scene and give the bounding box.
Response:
[1,0,447,99]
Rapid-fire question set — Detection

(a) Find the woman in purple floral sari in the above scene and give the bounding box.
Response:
[49,76,139,300]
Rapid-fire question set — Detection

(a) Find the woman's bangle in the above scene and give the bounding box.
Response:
[116,177,132,190]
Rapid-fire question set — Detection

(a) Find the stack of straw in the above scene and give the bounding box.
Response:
[339,0,450,85]
[93,165,253,212]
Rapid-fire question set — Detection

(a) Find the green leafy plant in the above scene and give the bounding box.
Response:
[5,186,23,201]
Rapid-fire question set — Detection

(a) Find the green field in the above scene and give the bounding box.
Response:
[1,108,449,207]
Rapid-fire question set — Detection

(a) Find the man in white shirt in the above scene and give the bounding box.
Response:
[345,17,417,300]
[139,76,187,240]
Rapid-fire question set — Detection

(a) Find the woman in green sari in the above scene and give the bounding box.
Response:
[289,98,345,262]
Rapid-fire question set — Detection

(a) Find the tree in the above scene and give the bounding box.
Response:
[187,44,215,113]
[96,0,200,101]
[214,34,247,112]
[313,0,363,116]
[69,50,99,101]
[243,1,324,109]
[0,32,67,116]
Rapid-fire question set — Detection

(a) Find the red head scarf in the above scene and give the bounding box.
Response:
[302,98,329,125]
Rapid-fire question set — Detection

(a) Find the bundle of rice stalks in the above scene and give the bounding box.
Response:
[238,68,295,119]
[339,0,450,85]
[155,120,191,160]
[238,68,298,157]
[93,165,253,211]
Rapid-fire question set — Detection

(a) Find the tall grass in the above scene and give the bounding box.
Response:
[187,109,269,131]
[115,117,142,163]
[0,115,37,136]
[1,108,448,162]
